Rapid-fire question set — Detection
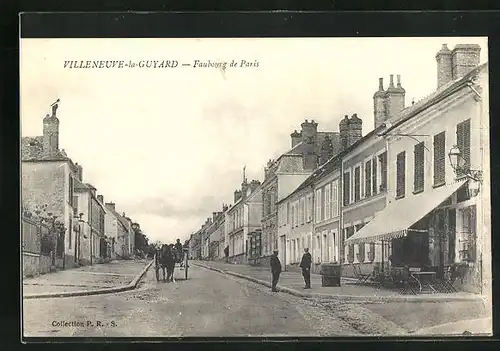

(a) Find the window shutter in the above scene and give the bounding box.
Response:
[413,142,425,192]
[457,119,471,176]
[354,167,361,201]
[343,172,350,206]
[380,152,387,191]
[365,160,372,197]
[433,132,446,185]
[396,151,406,198]
[372,157,378,194]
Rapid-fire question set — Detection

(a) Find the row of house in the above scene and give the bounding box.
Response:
[189,43,490,294]
[21,100,137,275]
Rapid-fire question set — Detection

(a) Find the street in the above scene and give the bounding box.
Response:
[23,264,361,337]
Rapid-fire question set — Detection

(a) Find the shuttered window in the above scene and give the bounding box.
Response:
[331,180,339,217]
[456,119,471,177]
[379,152,388,191]
[365,160,372,198]
[396,151,406,198]
[354,166,361,201]
[433,132,446,186]
[315,189,322,222]
[372,156,378,195]
[414,142,425,193]
[343,171,350,206]
[324,184,331,220]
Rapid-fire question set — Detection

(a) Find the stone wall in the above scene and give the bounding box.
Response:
[22,252,53,278]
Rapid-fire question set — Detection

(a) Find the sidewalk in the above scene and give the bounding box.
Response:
[412,317,492,336]
[23,259,152,298]
[194,260,482,303]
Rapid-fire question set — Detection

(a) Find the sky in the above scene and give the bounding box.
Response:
[20,37,488,244]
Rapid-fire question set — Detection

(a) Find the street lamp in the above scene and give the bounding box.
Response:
[448,145,483,198]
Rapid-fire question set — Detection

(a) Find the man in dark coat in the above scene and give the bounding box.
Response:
[270,250,282,292]
[300,248,312,289]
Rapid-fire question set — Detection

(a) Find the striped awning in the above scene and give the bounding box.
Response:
[345,179,467,245]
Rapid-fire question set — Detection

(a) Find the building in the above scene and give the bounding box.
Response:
[89,189,107,262]
[21,100,79,268]
[277,115,362,272]
[341,120,390,277]
[105,201,133,259]
[345,44,490,294]
[189,231,202,260]
[226,178,263,264]
[73,175,108,265]
[259,120,341,266]
[205,209,226,260]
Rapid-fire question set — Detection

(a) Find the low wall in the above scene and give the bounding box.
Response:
[22,252,53,278]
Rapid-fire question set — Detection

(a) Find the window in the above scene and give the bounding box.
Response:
[315,189,322,222]
[302,197,307,224]
[343,171,351,206]
[354,166,361,201]
[414,142,425,193]
[290,203,295,227]
[324,184,331,220]
[459,205,477,262]
[68,176,74,203]
[286,203,289,224]
[379,151,388,192]
[365,160,372,198]
[433,131,446,186]
[372,156,378,195]
[294,201,299,227]
[396,151,406,198]
[456,119,471,177]
[306,195,313,222]
[72,196,78,216]
[304,196,308,224]
[331,180,339,217]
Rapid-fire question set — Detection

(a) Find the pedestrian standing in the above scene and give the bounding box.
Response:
[300,248,312,289]
[270,250,282,292]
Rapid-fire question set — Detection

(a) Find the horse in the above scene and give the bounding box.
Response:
[157,244,176,282]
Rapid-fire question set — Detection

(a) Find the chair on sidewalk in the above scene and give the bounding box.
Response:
[352,264,372,285]
[398,267,417,295]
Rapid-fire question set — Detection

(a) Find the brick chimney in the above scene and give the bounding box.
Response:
[339,115,350,151]
[436,44,453,88]
[213,212,218,222]
[234,189,242,203]
[319,135,334,166]
[373,78,388,128]
[74,163,83,181]
[97,194,104,204]
[290,130,302,148]
[105,202,116,211]
[385,74,405,119]
[451,44,481,80]
[249,180,261,193]
[348,114,363,145]
[301,119,319,170]
[241,179,249,199]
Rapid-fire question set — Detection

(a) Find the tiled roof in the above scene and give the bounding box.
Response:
[74,178,90,191]
[317,132,340,155]
[21,136,67,161]
[384,62,488,133]
[106,206,130,232]
[277,154,307,173]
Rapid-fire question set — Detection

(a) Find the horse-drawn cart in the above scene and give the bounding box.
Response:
[154,245,189,281]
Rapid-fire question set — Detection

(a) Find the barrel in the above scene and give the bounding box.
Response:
[320,263,341,287]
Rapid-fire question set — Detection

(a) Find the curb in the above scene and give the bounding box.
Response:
[193,262,483,303]
[410,317,492,335]
[23,260,154,300]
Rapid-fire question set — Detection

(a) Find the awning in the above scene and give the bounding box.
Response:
[345,180,466,245]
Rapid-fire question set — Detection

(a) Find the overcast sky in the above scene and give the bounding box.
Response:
[20,37,488,244]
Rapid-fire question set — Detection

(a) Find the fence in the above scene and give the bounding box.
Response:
[22,216,59,277]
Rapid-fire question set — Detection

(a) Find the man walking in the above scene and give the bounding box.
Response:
[270,250,282,292]
[300,248,312,289]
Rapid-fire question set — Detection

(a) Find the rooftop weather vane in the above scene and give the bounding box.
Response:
[51,98,60,117]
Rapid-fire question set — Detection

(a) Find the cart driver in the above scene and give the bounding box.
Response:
[175,238,184,266]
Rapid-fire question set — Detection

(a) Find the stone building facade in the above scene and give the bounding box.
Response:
[21,101,80,268]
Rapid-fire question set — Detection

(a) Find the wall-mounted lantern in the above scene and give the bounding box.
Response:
[448,145,483,197]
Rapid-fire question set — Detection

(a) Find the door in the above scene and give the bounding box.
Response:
[279,235,286,267]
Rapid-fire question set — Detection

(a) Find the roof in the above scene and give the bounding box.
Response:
[383,62,488,135]
[276,154,309,173]
[277,126,383,205]
[21,136,68,161]
[74,178,90,192]
[106,205,129,231]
